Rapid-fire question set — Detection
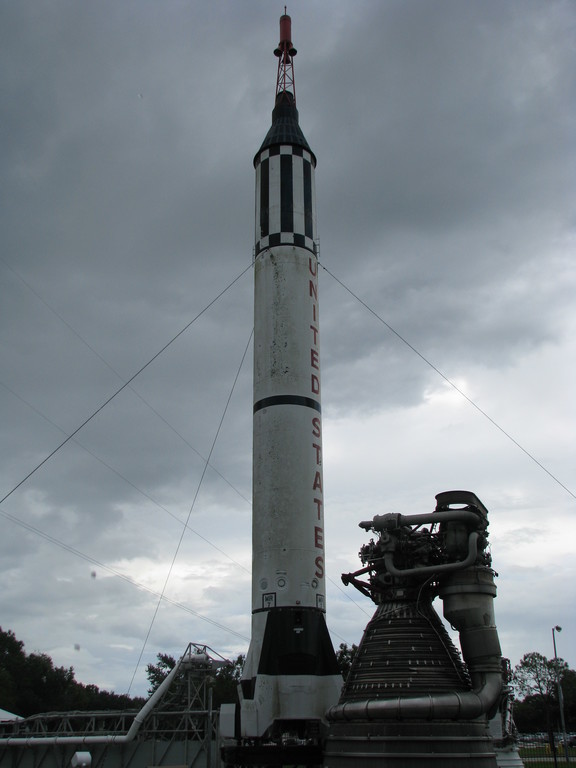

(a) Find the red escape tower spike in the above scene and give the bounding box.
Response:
[274,8,297,103]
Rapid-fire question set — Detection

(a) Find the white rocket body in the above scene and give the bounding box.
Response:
[252,148,323,615]
[238,92,341,739]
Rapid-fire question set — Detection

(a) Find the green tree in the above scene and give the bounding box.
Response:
[212,654,244,708]
[514,652,566,701]
[336,642,358,681]
[0,627,144,717]
[19,652,75,715]
[513,695,547,734]
[561,668,576,731]
[145,651,245,706]
[0,628,26,713]
[513,652,569,742]
[145,652,177,695]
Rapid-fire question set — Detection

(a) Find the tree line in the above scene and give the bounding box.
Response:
[0,628,356,718]
[1,625,574,735]
[0,627,145,717]
[513,651,576,734]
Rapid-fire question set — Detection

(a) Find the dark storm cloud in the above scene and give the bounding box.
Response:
[313,1,572,228]
[308,1,575,407]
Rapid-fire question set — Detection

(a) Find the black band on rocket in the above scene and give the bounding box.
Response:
[253,395,321,414]
[254,145,316,257]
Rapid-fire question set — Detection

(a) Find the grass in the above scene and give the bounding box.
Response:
[521,763,571,767]
[518,743,576,765]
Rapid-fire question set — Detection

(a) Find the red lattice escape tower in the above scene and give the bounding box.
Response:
[274,9,297,103]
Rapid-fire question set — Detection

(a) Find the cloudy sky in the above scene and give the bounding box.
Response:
[1,0,575,700]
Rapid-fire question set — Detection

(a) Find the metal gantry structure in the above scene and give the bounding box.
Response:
[0,643,227,768]
[274,9,297,101]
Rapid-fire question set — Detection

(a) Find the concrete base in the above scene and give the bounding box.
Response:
[494,746,525,767]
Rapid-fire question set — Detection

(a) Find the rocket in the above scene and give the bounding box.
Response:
[234,11,342,746]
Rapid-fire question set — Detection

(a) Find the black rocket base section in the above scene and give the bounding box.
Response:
[239,609,340,700]
[258,608,341,677]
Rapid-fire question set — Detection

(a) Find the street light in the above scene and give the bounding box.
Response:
[552,625,570,763]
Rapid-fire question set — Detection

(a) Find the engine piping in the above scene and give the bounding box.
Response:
[383,531,479,577]
[327,669,502,722]
[328,491,503,727]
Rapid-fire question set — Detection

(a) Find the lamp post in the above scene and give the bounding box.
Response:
[552,625,570,763]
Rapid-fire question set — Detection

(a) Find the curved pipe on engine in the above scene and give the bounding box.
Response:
[360,509,483,533]
[329,561,503,725]
[333,494,503,727]
[327,669,502,722]
[382,532,479,577]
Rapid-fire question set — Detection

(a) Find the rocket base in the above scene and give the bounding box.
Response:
[238,607,341,737]
[220,609,341,766]
[243,607,340,686]
[221,741,323,767]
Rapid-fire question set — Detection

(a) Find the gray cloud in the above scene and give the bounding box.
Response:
[1,0,574,696]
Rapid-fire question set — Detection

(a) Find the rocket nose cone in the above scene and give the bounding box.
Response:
[275,90,295,107]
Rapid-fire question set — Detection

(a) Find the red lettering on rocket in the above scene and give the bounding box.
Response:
[313,498,323,520]
[312,442,322,464]
[313,471,323,492]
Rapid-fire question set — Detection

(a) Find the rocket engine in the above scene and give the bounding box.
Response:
[324,490,504,767]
